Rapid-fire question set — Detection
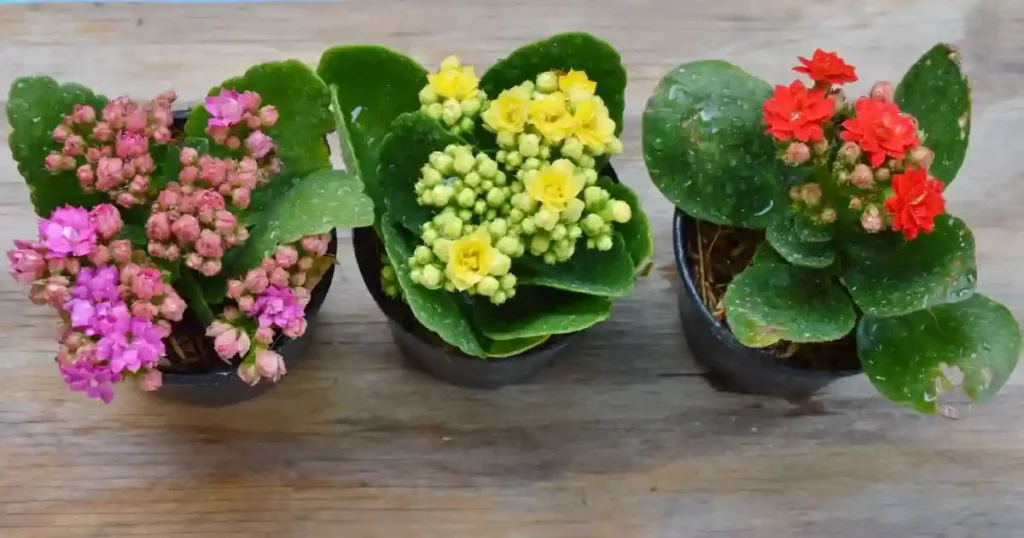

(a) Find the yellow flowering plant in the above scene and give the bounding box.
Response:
[319,33,653,359]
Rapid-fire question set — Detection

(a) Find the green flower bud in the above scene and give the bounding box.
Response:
[486,187,506,207]
[511,192,535,213]
[492,290,508,305]
[421,166,443,187]
[458,209,474,222]
[554,239,575,261]
[485,209,497,221]
[578,154,596,169]
[521,217,537,235]
[586,238,595,249]
[464,172,481,188]
[383,284,400,298]
[607,137,624,155]
[481,179,494,191]
[476,276,500,296]
[539,145,551,160]
[551,223,568,241]
[582,213,605,235]
[562,137,584,160]
[497,131,517,148]
[509,181,523,194]
[496,150,508,163]
[453,153,475,175]
[523,157,542,171]
[414,245,434,265]
[477,158,498,179]
[496,236,520,257]
[457,187,476,208]
[535,207,559,231]
[610,200,632,223]
[543,251,557,264]
[494,172,507,186]
[441,99,462,126]
[568,224,582,240]
[584,186,606,207]
[432,185,454,206]
[530,234,551,256]
[505,151,523,168]
[474,200,487,215]
[461,98,481,116]
[381,263,396,280]
[582,169,598,186]
[425,103,444,120]
[488,218,509,238]
[508,208,525,224]
[443,218,463,239]
[536,71,558,93]
[519,134,541,158]
[562,198,585,223]
[421,264,443,289]
[458,117,475,133]
[444,281,456,293]
[410,267,423,283]
[489,253,511,276]
[429,152,454,174]
[500,274,517,291]
[419,190,434,206]
[595,235,613,251]
[432,238,452,262]
[418,85,438,105]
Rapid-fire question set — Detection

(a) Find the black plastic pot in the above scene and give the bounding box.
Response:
[672,210,862,399]
[154,231,338,406]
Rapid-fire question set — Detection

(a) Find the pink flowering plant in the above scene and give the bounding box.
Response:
[6,61,374,403]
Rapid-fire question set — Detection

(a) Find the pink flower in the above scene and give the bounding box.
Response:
[115,132,149,159]
[39,206,98,259]
[194,230,224,258]
[96,315,167,374]
[60,359,118,403]
[205,320,234,338]
[70,265,120,303]
[204,89,245,128]
[96,157,124,190]
[213,327,250,361]
[250,285,304,330]
[159,292,186,321]
[146,212,172,242]
[255,349,286,382]
[259,106,279,127]
[245,130,274,158]
[137,369,163,392]
[170,214,201,244]
[7,242,46,284]
[131,268,164,300]
[89,204,123,239]
[243,268,270,295]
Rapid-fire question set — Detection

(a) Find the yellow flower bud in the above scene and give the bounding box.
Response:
[458,117,475,133]
[477,159,498,179]
[381,264,396,281]
[492,290,508,305]
[461,98,481,116]
[422,228,440,246]
[607,137,624,155]
[443,218,463,239]
[500,274,517,291]
[420,264,443,289]
[489,253,511,276]
[536,71,559,93]
[551,224,568,241]
[582,169,598,186]
[458,209,473,222]
[521,217,537,235]
[530,233,551,255]
[543,251,557,264]
[519,133,541,158]
[493,171,507,186]
[523,157,542,171]
[554,239,575,261]
[432,238,452,262]
[582,213,604,235]
[410,267,423,283]
[476,276,500,296]
[595,235,613,251]
[425,103,444,120]
[610,200,632,223]
[486,187,506,207]
[578,155,596,169]
[535,207,559,231]
[442,99,462,126]
[453,153,475,175]
[429,152,453,174]
[455,187,475,208]
[474,200,487,215]
[583,186,607,207]
[560,198,585,223]
[419,85,438,105]
[568,224,582,240]
[562,137,584,161]
[496,131,517,148]
[464,172,481,188]
[421,166,443,187]
[414,245,434,265]
[505,151,523,168]
[440,55,461,71]
[419,190,434,206]
[496,236,520,257]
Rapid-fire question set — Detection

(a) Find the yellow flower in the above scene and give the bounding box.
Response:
[428,55,479,101]
[446,228,496,291]
[558,70,597,103]
[482,87,529,134]
[525,159,585,212]
[528,92,574,143]
[572,97,617,152]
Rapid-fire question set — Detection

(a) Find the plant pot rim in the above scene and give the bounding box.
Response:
[672,209,863,378]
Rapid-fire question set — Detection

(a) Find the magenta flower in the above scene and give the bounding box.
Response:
[245,130,274,158]
[60,359,118,404]
[204,89,245,128]
[39,206,97,259]
[251,285,304,330]
[96,315,167,374]
[70,265,121,303]
[7,241,46,284]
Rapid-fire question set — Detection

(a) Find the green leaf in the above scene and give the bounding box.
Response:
[894,43,971,186]
[858,294,1022,413]
[515,233,635,297]
[7,76,109,217]
[178,269,215,327]
[751,241,787,267]
[380,214,486,357]
[642,60,783,229]
[480,32,627,136]
[840,215,976,318]
[597,177,654,276]
[377,112,465,232]
[116,224,148,251]
[473,286,612,340]
[184,60,332,178]
[723,263,856,348]
[229,169,374,276]
[317,45,428,220]
[156,137,208,194]
[766,216,836,269]
[485,335,551,358]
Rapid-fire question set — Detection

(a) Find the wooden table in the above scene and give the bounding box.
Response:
[2,1,1023,536]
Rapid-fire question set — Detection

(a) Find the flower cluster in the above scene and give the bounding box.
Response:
[420,55,486,136]
[7,204,185,402]
[763,49,945,239]
[205,233,330,385]
[45,92,178,208]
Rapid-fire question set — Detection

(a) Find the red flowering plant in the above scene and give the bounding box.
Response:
[644,44,1021,414]
[5,61,374,403]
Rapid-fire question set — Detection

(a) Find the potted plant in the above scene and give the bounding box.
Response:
[6,60,374,406]
[643,45,1022,413]
[318,33,653,388]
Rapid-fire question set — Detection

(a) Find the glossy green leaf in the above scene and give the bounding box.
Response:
[515,233,635,297]
[858,294,1021,413]
[178,269,215,327]
[230,169,374,276]
[895,43,971,185]
[766,216,836,269]
[840,215,976,318]
[723,263,856,348]
[480,32,626,136]
[377,112,465,232]
[473,286,612,340]
[380,214,486,357]
[184,60,332,178]
[317,46,428,220]
[751,241,787,267]
[642,60,783,229]
[156,137,209,195]
[597,177,654,276]
[7,76,108,217]
[484,335,551,358]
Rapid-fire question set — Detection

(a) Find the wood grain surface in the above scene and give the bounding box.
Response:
[2,1,1024,537]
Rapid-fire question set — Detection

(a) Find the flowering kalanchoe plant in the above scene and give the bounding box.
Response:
[319,33,653,357]
[6,61,374,402]
[643,45,1022,414]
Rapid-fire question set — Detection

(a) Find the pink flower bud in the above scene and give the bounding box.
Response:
[125,110,148,133]
[213,211,237,234]
[851,164,874,190]
[237,295,255,313]
[245,130,274,159]
[153,128,172,144]
[869,81,894,103]
[63,135,85,157]
[874,167,891,182]
[61,155,77,171]
[137,369,163,392]
[226,136,241,150]
[290,272,307,288]
[245,113,262,130]
[85,147,102,164]
[910,146,934,170]
[146,212,172,242]
[64,331,86,351]
[206,320,234,338]
[223,306,241,322]
[110,240,132,264]
[132,300,159,320]
[157,292,185,322]
[128,175,148,195]
[237,362,260,386]
[226,280,246,301]
[76,165,95,188]
[120,161,137,181]
[92,122,113,142]
[170,214,201,244]
[90,204,123,239]
[255,348,286,383]
[269,159,282,175]
[185,253,203,270]
[839,142,861,163]
[820,208,837,224]
[200,259,222,277]
[116,132,148,159]
[274,245,299,268]
[134,154,155,175]
[237,331,252,358]
[300,235,329,256]
[178,165,199,184]
[238,91,261,112]
[269,267,290,288]
[53,124,71,142]
[297,256,314,271]
[849,197,863,210]
[213,328,242,361]
[783,142,811,165]
[154,90,178,108]
[194,229,224,258]
[44,153,64,172]
[64,258,81,276]
[260,258,277,272]
[243,269,270,295]
[283,317,306,339]
[6,245,46,284]
[132,267,164,300]
[861,205,883,233]
[152,106,173,128]
[72,104,96,124]
[812,140,828,156]
[259,106,279,127]
[207,125,229,145]
[254,326,274,345]
[156,187,180,209]
[116,193,137,208]
[293,286,310,306]
[44,280,69,307]
[96,157,124,190]
[231,188,251,209]
[800,184,822,207]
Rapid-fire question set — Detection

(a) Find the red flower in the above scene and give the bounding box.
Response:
[840,98,921,168]
[883,167,945,240]
[794,49,858,86]
[762,80,835,142]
